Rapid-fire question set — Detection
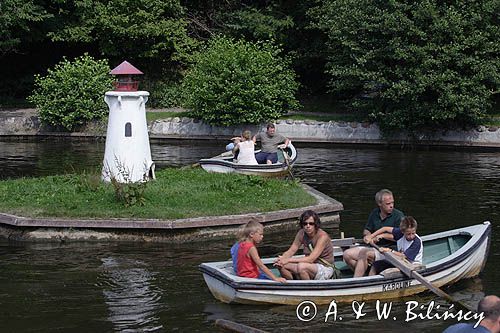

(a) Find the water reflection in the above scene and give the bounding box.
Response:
[99,257,163,332]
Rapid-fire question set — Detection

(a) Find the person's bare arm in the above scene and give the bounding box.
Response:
[362,229,372,243]
[248,247,286,283]
[232,143,240,155]
[277,138,290,149]
[274,232,301,267]
[368,227,394,243]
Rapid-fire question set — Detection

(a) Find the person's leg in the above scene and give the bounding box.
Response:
[266,152,278,164]
[255,152,266,164]
[296,262,318,280]
[353,248,369,277]
[343,247,364,271]
[279,263,299,280]
[353,248,376,277]
[370,260,392,276]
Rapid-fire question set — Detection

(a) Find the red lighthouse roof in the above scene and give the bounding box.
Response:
[110,61,143,75]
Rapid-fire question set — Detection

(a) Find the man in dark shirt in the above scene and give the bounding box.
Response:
[343,189,404,276]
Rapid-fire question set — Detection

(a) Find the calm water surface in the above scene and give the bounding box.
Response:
[0,138,499,332]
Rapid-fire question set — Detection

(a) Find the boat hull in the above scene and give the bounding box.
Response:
[199,144,297,177]
[200,222,491,305]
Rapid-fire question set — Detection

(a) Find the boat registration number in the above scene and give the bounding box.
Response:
[382,280,412,291]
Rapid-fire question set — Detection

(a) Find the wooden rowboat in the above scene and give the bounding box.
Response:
[199,222,491,305]
[199,144,297,177]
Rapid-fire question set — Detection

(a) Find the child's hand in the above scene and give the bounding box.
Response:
[275,277,287,283]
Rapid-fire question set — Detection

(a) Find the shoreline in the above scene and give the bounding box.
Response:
[1,108,499,148]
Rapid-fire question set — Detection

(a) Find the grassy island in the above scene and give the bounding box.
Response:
[0,168,316,219]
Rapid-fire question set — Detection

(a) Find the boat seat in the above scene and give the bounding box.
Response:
[334,260,350,271]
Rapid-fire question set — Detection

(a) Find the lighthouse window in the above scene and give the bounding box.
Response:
[125,122,132,137]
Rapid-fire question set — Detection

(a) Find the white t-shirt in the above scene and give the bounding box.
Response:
[393,228,423,264]
[236,140,258,165]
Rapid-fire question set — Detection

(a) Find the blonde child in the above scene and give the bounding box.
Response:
[230,221,286,283]
[232,130,258,165]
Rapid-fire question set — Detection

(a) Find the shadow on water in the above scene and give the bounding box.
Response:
[0,138,499,332]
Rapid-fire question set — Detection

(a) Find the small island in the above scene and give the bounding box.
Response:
[0,168,315,219]
[0,168,343,242]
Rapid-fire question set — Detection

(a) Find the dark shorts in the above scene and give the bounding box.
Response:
[373,260,394,274]
[255,152,278,164]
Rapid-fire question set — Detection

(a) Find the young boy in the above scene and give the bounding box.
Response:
[367,216,423,275]
[230,221,286,283]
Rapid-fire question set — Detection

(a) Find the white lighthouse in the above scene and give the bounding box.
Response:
[102,61,155,183]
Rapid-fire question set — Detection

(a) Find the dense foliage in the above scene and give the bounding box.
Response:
[0,0,51,58]
[28,54,113,130]
[311,0,500,133]
[1,0,499,133]
[46,0,198,76]
[182,36,300,126]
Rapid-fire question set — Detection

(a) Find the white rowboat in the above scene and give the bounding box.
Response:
[199,222,491,305]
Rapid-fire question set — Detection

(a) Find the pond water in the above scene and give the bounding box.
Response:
[0,138,499,332]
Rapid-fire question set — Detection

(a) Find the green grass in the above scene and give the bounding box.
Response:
[280,113,366,123]
[0,168,316,219]
[146,110,366,124]
[485,114,500,127]
[146,111,193,123]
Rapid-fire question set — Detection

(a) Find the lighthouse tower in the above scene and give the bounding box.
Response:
[102,61,155,183]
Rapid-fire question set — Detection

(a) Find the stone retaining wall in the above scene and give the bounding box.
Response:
[149,117,500,148]
[2,109,499,148]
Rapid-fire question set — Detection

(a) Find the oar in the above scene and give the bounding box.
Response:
[184,151,233,169]
[371,243,473,312]
[279,147,294,180]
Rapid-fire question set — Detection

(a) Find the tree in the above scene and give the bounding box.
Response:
[311,0,500,133]
[184,1,329,95]
[182,36,300,126]
[47,0,198,76]
[0,0,51,58]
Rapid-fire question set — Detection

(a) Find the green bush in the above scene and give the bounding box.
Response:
[28,54,114,131]
[181,36,300,126]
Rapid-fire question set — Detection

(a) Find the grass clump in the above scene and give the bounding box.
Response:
[0,168,316,219]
